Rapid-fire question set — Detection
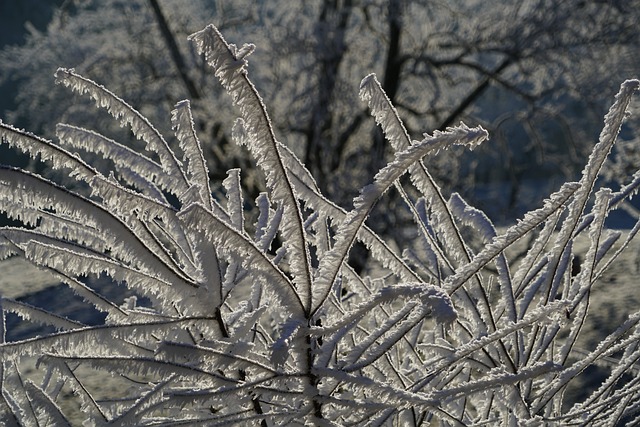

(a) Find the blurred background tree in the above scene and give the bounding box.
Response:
[1,0,639,225]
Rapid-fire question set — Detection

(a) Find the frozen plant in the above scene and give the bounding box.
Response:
[0,23,639,426]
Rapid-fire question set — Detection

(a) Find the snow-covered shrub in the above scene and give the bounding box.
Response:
[0,23,639,425]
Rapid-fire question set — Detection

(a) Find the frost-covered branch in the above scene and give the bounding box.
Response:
[0,21,639,427]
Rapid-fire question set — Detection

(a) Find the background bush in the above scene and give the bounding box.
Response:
[2,0,640,222]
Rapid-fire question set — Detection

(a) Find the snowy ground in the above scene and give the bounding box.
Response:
[0,257,60,300]
[0,258,140,423]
